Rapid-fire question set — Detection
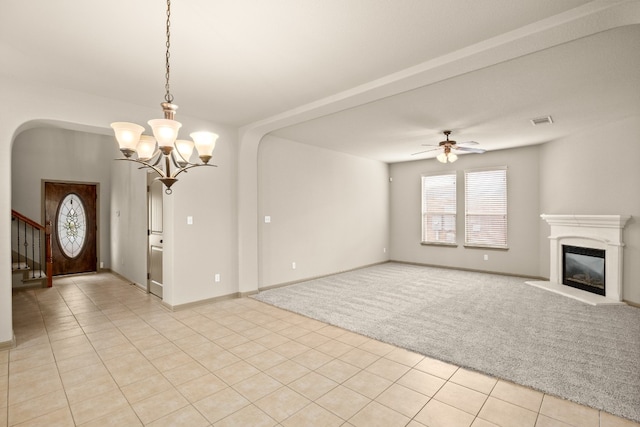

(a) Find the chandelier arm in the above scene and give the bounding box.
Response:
[116,158,166,178]
[172,163,217,179]
[171,147,213,168]
[175,157,205,168]
[170,151,184,169]
[149,152,163,167]
[142,149,163,166]
[173,147,190,165]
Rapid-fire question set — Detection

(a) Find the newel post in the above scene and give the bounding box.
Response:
[45,220,53,288]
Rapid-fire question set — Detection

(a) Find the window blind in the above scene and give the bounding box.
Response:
[464,167,507,248]
[422,173,456,244]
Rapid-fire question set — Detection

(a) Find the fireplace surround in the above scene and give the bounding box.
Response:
[527,214,630,305]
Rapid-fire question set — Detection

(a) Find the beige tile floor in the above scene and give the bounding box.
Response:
[2,272,639,427]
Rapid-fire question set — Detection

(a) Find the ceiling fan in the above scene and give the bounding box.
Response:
[412,130,485,163]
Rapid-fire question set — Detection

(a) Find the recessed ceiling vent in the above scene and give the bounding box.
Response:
[530,116,554,126]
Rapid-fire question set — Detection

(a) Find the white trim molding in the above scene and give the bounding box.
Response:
[540,214,630,230]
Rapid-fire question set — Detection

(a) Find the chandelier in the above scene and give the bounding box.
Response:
[111,0,217,194]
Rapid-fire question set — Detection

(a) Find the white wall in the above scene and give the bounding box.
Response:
[258,135,390,288]
[161,126,238,306]
[12,127,116,269]
[390,145,541,278]
[539,116,640,304]
[109,159,148,287]
[0,78,238,345]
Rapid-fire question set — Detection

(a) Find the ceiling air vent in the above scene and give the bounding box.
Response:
[530,116,554,126]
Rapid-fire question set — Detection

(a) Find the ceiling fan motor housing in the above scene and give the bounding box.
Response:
[441,130,455,146]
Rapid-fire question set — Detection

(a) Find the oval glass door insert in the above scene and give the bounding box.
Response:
[57,193,87,258]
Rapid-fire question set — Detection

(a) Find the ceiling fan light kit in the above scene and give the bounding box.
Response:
[437,150,458,163]
[437,131,458,163]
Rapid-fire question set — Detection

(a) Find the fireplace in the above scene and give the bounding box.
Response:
[562,245,605,296]
[527,214,630,305]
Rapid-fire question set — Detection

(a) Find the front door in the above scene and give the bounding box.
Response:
[44,182,97,276]
[148,174,164,298]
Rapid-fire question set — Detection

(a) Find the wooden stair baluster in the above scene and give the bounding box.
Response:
[45,221,53,287]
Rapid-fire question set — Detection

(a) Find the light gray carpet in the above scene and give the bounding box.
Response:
[253,262,640,422]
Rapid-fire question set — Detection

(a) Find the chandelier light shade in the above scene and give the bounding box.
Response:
[110,0,217,194]
[174,140,195,167]
[191,132,218,163]
[136,135,158,161]
[148,119,182,149]
[111,122,145,156]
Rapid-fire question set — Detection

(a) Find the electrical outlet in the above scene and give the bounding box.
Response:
[383,248,387,253]
[484,254,489,261]
[292,262,296,270]
[214,273,220,283]
[100,262,104,269]
[187,216,193,225]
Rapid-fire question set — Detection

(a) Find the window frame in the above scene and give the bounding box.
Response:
[463,166,508,249]
[421,171,457,246]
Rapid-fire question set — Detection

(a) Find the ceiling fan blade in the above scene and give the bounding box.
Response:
[455,146,486,153]
[411,149,439,156]
[457,140,479,146]
[413,146,440,154]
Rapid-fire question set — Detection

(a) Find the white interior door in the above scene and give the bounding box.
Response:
[148,174,163,298]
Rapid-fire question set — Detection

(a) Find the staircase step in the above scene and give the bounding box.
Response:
[22,272,47,283]
[12,270,48,289]
[12,262,31,271]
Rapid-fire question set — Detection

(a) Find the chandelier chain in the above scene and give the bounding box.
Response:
[164,0,173,103]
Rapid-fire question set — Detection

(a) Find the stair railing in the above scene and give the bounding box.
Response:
[11,210,52,287]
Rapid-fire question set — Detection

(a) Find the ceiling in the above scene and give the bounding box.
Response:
[2,1,639,163]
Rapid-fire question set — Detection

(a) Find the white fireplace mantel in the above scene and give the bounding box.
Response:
[528,214,631,305]
[540,214,630,231]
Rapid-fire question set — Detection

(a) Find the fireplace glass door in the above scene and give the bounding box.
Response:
[562,245,605,296]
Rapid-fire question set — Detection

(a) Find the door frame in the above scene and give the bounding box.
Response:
[41,179,100,275]
[147,172,163,298]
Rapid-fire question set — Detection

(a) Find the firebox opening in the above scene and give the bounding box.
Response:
[562,245,606,296]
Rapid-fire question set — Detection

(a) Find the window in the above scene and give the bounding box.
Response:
[464,167,507,248]
[422,173,456,245]
[57,193,87,258]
